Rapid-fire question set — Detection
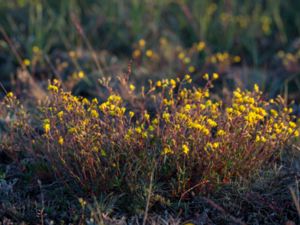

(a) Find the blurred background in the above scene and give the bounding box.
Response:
[0,0,300,112]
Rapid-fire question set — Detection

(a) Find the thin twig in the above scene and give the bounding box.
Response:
[0,81,8,94]
[143,166,155,225]
[179,180,208,204]
[71,13,104,76]
[289,180,300,218]
[201,196,247,225]
[0,26,25,69]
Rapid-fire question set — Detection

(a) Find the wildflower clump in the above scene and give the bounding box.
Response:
[131,37,241,77]
[1,75,299,201]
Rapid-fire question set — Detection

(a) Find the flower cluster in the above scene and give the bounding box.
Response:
[1,74,299,198]
[131,38,241,77]
[277,50,300,73]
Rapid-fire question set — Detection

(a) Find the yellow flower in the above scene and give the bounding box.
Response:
[144,112,150,120]
[48,84,58,92]
[178,52,185,59]
[43,123,50,133]
[32,46,40,53]
[68,127,76,134]
[254,84,259,93]
[212,73,219,80]
[270,109,278,118]
[135,127,142,134]
[289,121,297,129]
[6,92,14,98]
[197,41,206,51]
[58,136,64,145]
[91,109,99,118]
[162,146,173,155]
[129,84,136,91]
[202,127,210,136]
[92,98,99,104]
[133,49,141,58]
[204,142,213,151]
[82,98,90,105]
[182,144,189,155]
[138,39,146,48]
[78,198,86,207]
[212,142,219,148]
[57,111,64,119]
[23,59,30,66]
[184,104,191,111]
[233,55,241,63]
[205,100,212,107]
[188,66,195,73]
[156,80,162,87]
[226,108,233,113]
[203,73,209,80]
[244,111,264,126]
[68,51,76,58]
[184,57,191,64]
[233,89,242,99]
[78,71,85,78]
[255,135,266,143]
[66,104,73,112]
[199,104,206,110]
[217,129,226,136]
[162,112,170,122]
[129,111,135,118]
[170,79,176,88]
[142,131,148,138]
[152,118,159,125]
[210,56,217,63]
[207,119,217,127]
[148,125,154,131]
[184,74,192,83]
[184,74,191,80]
[146,49,153,58]
[239,105,246,112]
[101,149,107,156]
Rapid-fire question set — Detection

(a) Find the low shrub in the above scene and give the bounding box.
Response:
[0,74,299,209]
